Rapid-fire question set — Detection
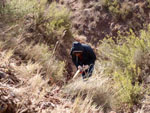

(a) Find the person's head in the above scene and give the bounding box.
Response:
[71,41,84,56]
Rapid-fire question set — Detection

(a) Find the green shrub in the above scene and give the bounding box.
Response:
[101,0,133,21]
[15,1,72,44]
[0,1,4,14]
[23,43,52,64]
[1,0,71,37]
[98,26,150,108]
[1,0,71,54]
[147,0,150,8]
[35,2,71,38]
[0,0,38,18]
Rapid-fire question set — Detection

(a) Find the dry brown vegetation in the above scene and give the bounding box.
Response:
[1,0,150,113]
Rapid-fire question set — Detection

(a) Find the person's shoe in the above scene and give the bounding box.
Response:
[83,77,88,81]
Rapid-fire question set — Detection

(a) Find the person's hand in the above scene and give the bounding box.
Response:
[78,65,82,70]
[83,65,89,70]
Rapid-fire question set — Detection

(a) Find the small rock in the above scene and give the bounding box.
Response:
[94,5,102,11]
[0,100,8,113]
[145,76,150,83]
[0,71,6,79]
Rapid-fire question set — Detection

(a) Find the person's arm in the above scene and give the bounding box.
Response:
[86,46,96,65]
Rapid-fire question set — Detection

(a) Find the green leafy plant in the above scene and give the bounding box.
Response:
[101,0,133,21]
[98,26,150,108]
[147,0,150,8]
[0,0,38,18]
[35,2,71,38]
[1,0,71,37]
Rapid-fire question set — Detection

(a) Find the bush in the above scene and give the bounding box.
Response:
[13,1,72,45]
[21,42,66,82]
[0,0,70,85]
[101,0,133,21]
[97,26,150,108]
[1,0,71,42]
[34,2,71,41]
[147,0,150,8]
[0,0,38,18]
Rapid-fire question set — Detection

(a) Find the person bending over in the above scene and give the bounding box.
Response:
[70,41,96,79]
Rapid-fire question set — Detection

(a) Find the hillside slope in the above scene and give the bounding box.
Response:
[1,0,150,113]
[61,0,150,44]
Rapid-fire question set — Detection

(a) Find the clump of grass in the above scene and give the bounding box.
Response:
[101,0,133,21]
[1,0,71,44]
[71,94,102,113]
[23,43,52,64]
[0,0,5,14]
[64,61,113,112]
[0,41,5,51]
[46,57,65,83]
[32,2,71,44]
[0,49,14,64]
[14,61,41,78]
[147,0,150,8]
[1,0,38,18]
[98,26,150,109]
[17,42,65,82]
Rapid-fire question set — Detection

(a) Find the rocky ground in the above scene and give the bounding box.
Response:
[60,0,150,45]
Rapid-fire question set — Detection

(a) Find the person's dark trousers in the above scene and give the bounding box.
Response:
[82,64,94,79]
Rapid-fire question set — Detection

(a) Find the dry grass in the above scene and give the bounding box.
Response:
[71,94,102,113]
[46,57,65,82]
[64,61,115,112]
[14,61,42,78]
[0,41,5,50]
[0,49,14,65]
[28,73,48,95]
[23,43,52,64]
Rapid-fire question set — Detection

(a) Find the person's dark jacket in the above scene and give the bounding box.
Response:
[70,42,96,68]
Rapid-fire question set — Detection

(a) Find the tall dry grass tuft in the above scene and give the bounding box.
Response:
[64,61,114,112]
[13,72,52,112]
[71,94,102,113]
[0,41,5,51]
[23,43,52,64]
[14,60,42,79]
[0,49,14,64]
[46,57,65,83]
